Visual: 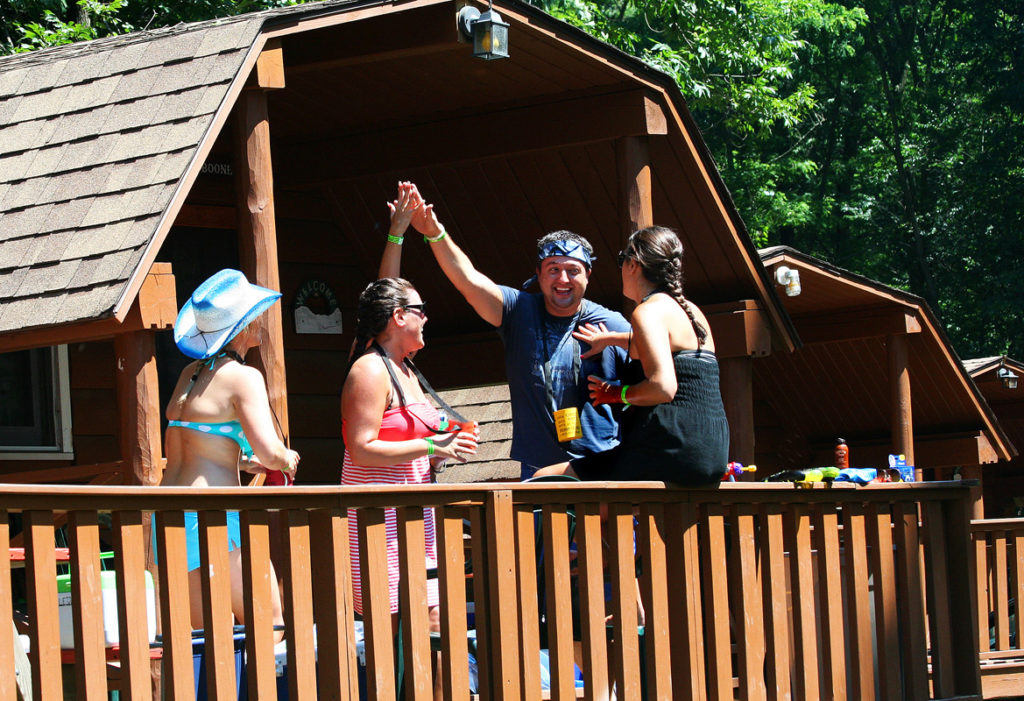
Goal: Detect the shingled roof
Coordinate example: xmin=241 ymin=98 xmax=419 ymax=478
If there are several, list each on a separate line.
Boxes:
xmin=0 ymin=14 xmax=270 ymax=333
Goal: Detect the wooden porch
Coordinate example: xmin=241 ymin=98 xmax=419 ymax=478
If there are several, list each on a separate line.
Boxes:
xmin=1 ymin=480 xmax=1007 ymax=700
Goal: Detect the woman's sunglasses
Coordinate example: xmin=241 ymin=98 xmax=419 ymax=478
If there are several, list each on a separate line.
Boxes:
xmin=403 ymin=302 xmax=427 ymax=316
xmin=616 ymin=251 xmax=630 ymax=268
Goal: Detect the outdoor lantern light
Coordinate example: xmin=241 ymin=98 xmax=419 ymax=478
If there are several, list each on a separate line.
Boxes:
xmin=998 ymin=366 xmax=1019 ymax=390
xmin=458 ymin=2 xmax=510 ymax=60
xmin=774 ymin=265 xmax=802 ymax=297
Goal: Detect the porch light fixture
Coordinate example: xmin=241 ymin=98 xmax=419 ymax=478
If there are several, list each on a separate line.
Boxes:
xmin=458 ymin=1 xmax=510 ymax=60
xmin=774 ymin=265 xmax=802 ymax=297
xmin=998 ymin=366 xmax=1019 ymax=390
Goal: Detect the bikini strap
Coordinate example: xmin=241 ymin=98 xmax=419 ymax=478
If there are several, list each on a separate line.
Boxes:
xmin=372 ymin=341 xmax=408 ymax=408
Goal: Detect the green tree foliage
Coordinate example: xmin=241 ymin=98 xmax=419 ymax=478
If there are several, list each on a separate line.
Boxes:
xmin=540 ymin=0 xmax=1023 ymax=358
xmin=0 ymin=0 xmax=307 ymax=54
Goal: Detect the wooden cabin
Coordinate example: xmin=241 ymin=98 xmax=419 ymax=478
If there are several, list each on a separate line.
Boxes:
xmin=756 ymin=248 xmax=1014 ymax=509
xmin=0 ymin=0 xmax=795 ymax=486
xmin=965 ymin=356 xmax=1024 ymax=518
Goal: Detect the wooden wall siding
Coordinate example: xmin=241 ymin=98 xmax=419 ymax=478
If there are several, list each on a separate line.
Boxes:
xmin=0 ymin=481 xmax=990 ymax=700
xmin=68 ymin=342 xmax=121 ymax=470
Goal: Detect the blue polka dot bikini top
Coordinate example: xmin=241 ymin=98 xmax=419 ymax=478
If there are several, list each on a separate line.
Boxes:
xmin=167 ymin=419 xmax=254 ymax=458
xmin=167 ymin=350 xmax=254 ymax=458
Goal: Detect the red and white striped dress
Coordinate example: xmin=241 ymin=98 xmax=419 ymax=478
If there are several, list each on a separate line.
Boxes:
xmin=342 ymin=402 xmax=440 ymax=615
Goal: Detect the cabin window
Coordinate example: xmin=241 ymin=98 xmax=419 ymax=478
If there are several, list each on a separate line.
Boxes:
xmin=0 ymin=346 xmax=73 ymax=459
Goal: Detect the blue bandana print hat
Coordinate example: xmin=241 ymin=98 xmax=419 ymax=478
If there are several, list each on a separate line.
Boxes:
xmin=174 ymin=269 xmax=282 ymax=359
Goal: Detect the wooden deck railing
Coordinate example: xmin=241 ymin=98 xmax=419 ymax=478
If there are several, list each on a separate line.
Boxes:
xmin=0 ymin=481 xmax=985 ymax=700
xmin=972 ymin=516 xmax=1024 ymax=699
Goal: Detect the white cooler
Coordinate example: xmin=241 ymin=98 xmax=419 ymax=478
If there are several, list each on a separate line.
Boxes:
xmin=56 ymin=570 xmax=157 ymax=648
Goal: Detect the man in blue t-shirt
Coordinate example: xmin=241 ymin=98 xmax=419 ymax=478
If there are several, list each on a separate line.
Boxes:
xmin=415 ymin=206 xmax=629 ymax=479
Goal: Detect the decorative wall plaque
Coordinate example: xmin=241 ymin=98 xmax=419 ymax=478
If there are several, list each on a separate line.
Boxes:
xmin=293 ymin=279 xmax=343 ymax=334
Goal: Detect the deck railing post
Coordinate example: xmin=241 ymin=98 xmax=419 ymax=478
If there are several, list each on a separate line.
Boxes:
xmin=25 ymin=510 xmax=63 ymax=700
xmin=309 ymin=508 xmax=361 ymax=701
xmin=942 ymin=493 xmax=983 ymax=696
xmin=665 ymin=501 xmax=704 ymax=701
xmin=239 ymin=509 xmax=278 ymax=699
xmin=67 ymin=510 xmax=107 ymax=699
xmin=436 ymin=506 xmax=471 ymax=699
xmin=485 ymin=490 xmax=521 ymax=700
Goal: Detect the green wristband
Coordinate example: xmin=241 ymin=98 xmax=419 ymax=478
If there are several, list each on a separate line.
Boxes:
xmin=387 ymin=234 xmax=404 ymax=245
xmin=425 ymin=437 xmax=435 ymax=456
xmin=423 ymin=228 xmax=447 ymax=243
xmin=620 ymin=384 xmax=631 ymax=407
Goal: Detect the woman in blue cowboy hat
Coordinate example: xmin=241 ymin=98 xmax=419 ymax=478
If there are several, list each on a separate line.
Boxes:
xmin=163 ymin=268 xmax=300 ymax=636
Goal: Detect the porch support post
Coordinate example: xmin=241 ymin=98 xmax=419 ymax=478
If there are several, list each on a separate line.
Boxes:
xmin=235 ymin=40 xmax=289 ymax=440
xmin=719 ymin=356 xmax=754 ymax=468
xmin=888 ymin=333 xmax=916 ymax=478
xmin=959 ymin=465 xmax=985 ymax=518
xmin=115 ymin=331 xmax=162 ymax=486
xmin=617 ymin=135 xmax=653 ymax=236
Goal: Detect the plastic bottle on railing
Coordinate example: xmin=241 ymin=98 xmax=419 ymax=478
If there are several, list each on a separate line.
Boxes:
xmin=835 ymin=438 xmax=849 ymax=469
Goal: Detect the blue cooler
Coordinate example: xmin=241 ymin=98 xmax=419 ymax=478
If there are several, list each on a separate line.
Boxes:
xmin=191 ymin=632 xmax=247 ymax=700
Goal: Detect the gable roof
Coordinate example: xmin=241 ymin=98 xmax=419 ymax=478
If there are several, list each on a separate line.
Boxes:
xmin=0 ymin=0 xmax=794 ymax=350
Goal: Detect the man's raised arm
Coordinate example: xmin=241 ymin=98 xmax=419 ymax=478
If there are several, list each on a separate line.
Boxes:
xmin=413 ymin=201 xmax=504 ymax=327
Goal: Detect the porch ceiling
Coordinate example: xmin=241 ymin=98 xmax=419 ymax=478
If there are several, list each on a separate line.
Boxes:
xmin=228 ymin=0 xmax=786 ymax=339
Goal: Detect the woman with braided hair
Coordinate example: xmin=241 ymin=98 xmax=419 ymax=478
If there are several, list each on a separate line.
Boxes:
xmin=535 ymin=226 xmax=729 ymax=485
xmin=341 ymin=183 xmax=478 ymax=629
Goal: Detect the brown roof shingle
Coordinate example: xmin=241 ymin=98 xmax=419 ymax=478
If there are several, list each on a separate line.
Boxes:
xmin=0 ymin=15 xmax=263 ymax=334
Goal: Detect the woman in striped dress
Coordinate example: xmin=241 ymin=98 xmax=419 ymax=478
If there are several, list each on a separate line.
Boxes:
xmin=341 ymin=188 xmax=478 ymax=626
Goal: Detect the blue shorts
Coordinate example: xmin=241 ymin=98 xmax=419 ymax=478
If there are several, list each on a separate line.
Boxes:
xmin=152 ymin=511 xmax=242 ymax=572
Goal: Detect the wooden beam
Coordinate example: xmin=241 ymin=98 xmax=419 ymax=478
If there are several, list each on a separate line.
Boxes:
xmin=811 ymin=432 xmax=998 ymax=469
xmin=174 ymin=203 xmax=237 ymax=230
xmin=115 ymin=330 xmax=163 ymax=487
xmin=281 ymin=2 xmax=460 ymax=74
xmin=792 ymin=306 xmax=922 ymax=345
xmin=246 ymin=39 xmax=285 ymax=90
xmin=703 ymin=300 xmax=771 ymax=359
xmin=719 ymin=356 xmax=753 ymax=465
xmin=136 ymin=262 xmax=176 ymax=329
xmin=276 ymin=88 xmax=668 ymax=186
xmin=889 ymin=333 xmax=916 ymax=475
xmin=0 ymin=266 xmax=177 ymax=353
xmin=617 ymin=135 xmax=653 ymax=235
xmin=235 ymin=88 xmax=290 ymax=442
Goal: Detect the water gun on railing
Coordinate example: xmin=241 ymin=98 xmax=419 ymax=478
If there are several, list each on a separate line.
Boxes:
xmin=764 ymin=466 xmax=841 ymax=486
xmin=722 ymin=461 xmax=757 ymax=481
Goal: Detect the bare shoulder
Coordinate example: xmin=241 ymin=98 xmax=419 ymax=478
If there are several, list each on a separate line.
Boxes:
xmin=216 ymin=360 xmax=266 ymax=395
xmin=343 ymin=353 xmax=388 ymax=394
xmin=632 ymin=295 xmax=674 ymax=325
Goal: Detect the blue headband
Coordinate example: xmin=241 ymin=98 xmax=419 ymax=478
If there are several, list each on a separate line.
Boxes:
xmin=537 ymin=240 xmax=594 ymax=267
xmin=522 ymin=240 xmax=595 ymax=288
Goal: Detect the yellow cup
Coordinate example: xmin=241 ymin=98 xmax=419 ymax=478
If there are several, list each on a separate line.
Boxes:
xmin=553 ymin=407 xmax=583 ymax=442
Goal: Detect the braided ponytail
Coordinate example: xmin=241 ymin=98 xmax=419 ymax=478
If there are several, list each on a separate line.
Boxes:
xmin=626 ymin=226 xmax=708 ymax=347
